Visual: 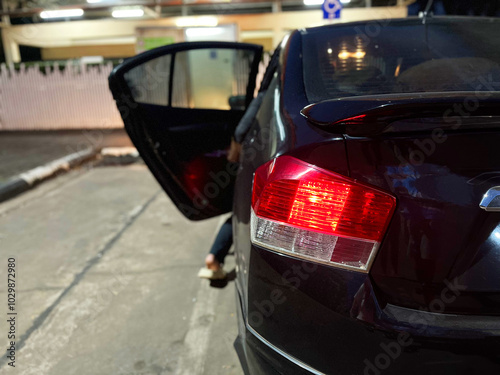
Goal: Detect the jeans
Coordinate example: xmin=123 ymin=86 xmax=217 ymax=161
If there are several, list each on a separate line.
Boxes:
xmin=209 ymin=216 xmax=233 ymax=264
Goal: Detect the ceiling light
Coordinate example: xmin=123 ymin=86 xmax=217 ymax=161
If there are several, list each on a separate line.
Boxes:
xmin=303 ymin=0 xmax=324 ymax=5
xmin=86 ymin=0 xmax=102 ymax=3
xmin=40 ymin=9 xmax=84 ymax=19
xmin=340 ymin=0 xmax=351 ymax=3
xmin=176 ymin=16 xmax=218 ymax=28
xmin=112 ymin=7 xmax=145 ymax=18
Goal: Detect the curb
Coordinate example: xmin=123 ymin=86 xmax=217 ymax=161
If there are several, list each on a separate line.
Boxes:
xmin=0 ymin=148 xmax=98 ymax=203
xmin=98 ymin=147 xmax=140 ymax=166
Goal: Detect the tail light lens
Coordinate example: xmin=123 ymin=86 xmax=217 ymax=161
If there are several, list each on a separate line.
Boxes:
xmin=251 ymin=156 xmax=396 ymax=272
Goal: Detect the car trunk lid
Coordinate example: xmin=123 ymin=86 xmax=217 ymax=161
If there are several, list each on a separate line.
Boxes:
xmin=303 ymin=94 xmax=500 ymax=315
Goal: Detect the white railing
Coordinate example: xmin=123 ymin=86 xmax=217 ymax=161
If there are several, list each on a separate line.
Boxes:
xmin=0 ymin=62 xmax=123 ymax=131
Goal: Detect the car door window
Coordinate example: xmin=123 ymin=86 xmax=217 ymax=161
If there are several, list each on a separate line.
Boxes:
xmin=123 ymin=48 xmax=255 ymax=111
xmin=124 ymin=55 xmax=171 ymax=106
xmin=172 ymin=49 xmax=254 ymax=110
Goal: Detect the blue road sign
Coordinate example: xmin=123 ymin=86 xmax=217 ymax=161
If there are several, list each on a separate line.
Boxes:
xmin=323 ymin=0 xmax=342 ymax=20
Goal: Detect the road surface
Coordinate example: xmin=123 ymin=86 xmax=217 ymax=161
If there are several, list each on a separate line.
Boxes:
xmin=0 ymin=164 xmax=242 ymax=375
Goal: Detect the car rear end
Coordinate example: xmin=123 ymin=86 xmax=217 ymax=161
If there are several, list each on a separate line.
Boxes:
xmin=235 ymin=17 xmax=500 ymax=374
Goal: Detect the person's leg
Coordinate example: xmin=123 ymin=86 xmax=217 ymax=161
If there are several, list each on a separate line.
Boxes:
xmin=205 ymin=216 xmax=233 ymax=270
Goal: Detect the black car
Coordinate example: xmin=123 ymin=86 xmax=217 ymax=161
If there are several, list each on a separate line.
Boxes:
xmin=109 ymin=16 xmax=500 ymax=374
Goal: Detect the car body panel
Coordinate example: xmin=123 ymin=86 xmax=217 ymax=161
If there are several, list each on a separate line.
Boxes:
xmin=347 ymin=131 xmax=500 ymax=315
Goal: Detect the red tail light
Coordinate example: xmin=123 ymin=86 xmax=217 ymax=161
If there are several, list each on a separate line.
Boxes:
xmin=251 ymin=156 xmax=396 ymax=272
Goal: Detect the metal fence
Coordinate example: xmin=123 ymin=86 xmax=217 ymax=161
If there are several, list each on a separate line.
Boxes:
xmin=0 ymin=62 xmax=123 ymax=131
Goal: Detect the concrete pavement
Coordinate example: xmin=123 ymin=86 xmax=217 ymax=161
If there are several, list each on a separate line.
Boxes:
xmin=0 ymin=129 xmax=132 ymax=183
xmin=0 ymin=165 xmax=242 ymax=375
xmin=0 ymin=129 xmax=135 ymax=203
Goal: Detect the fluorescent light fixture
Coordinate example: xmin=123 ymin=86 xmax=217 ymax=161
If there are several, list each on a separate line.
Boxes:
xmin=304 ymin=0 xmax=350 ymax=5
xmin=176 ymin=16 xmax=218 ymax=28
xmin=303 ymin=0 xmax=324 ymax=5
xmin=40 ymin=9 xmax=84 ymax=19
xmin=185 ymin=27 xmax=225 ymax=38
xmin=86 ymin=0 xmax=102 ymax=3
xmin=112 ymin=7 xmax=145 ymax=18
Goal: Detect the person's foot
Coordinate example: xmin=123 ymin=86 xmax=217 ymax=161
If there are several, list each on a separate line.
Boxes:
xmin=205 ymin=254 xmax=222 ymax=271
xmin=199 ymin=254 xmax=227 ymax=280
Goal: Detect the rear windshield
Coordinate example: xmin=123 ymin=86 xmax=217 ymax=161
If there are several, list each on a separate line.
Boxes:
xmin=302 ymin=19 xmax=500 ymax=103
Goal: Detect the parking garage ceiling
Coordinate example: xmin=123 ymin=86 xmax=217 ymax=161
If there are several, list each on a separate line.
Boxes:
xmin=2 ymin=0 xmax=394 ymax=19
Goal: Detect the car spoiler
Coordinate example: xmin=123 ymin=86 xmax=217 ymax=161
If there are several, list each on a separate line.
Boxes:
xmin=300 ymin=92 xmax=500 ymax=137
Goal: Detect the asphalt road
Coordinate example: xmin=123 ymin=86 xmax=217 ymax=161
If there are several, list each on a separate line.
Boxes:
xmin=0 ymin=164 xmax=243 ymax=375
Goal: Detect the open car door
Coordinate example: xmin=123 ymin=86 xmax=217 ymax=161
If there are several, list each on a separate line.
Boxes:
xmin=109 ymin=42 xmax=263 ymax=220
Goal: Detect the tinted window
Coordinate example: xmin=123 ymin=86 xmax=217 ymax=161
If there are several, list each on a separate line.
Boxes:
xmin=302 ymin=19 xmax=500 ymax=103
xmin=172 ymin=49 xmax=253 ymax=110
xmin=124 ymin=48 xmax=255 ymax=110
xmin=125 ymin=55 xmax=171 ymax=106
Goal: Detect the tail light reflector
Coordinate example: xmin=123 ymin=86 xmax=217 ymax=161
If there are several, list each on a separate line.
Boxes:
xmin=251 ymin=156 xmax=396 ymax=272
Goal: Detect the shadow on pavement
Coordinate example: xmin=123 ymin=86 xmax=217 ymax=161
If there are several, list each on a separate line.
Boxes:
xmin=209 ymin=269 xmax=236 ymax=289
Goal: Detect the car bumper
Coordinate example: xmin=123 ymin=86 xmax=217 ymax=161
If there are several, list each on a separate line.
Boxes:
xmin=234 ymin=288 xmax=318 ymax=375
xmin=235 ymin=247 xmax=500 ymax=375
